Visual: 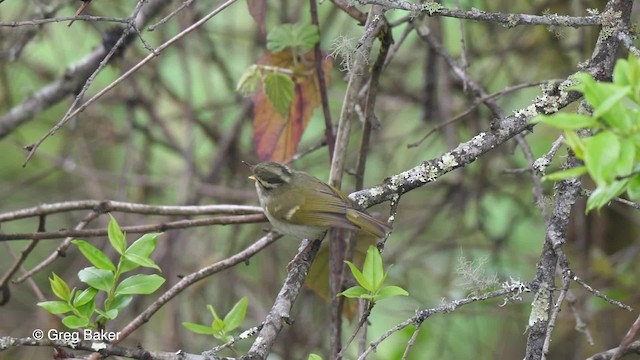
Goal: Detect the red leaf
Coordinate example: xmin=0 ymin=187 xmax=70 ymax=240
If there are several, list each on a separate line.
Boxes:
xmin=252 ymin=50 xmax=331 ymax=162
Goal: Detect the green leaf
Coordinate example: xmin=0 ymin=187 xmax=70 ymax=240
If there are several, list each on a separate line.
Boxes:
xmin=62 ymin=315 xmax=89 ymax=329
xmin=338 ymin=286 xmax=368 ymax=298
xmin=72 ymin=240 xmax=116 ymax=271
xmin=73 ymin=287 xmax=98 ymax=307
xmin=542 ymin=166 xmax=587 ymax=181
xmin=121 ymin=232 xmax=161 ymax=272
xmin=95 ymin=308 xmax=118 ymax=320
xmin=107 ymin=214 xmax=126 ymax=255
xmin=613 ymin=58 xmax=631 ymax=86
xmin=123 ymin=253 xmax=160 ymax=271
xmin=308 ymin=354 xmax=323 ymax=360
xmin=583 ymin=131 xmax=620 ymax=186
xmin=627 ymin=175 xmax=640 ymax=202
xmin=182 ymin=322 xmax=217 ymax=335
xmin=49 ymin=273 xmax=71 ymax=302
xmin=212 ymin=318 xmax=225 ymax=334
xmin=115 ymin=274 xmax=165 ymax=295
xmin=533 ymin=113 xmax=598 ymax=130
xmin=110 ymin=294 xmax=133 ymax=310
xmin=564 ymin=131 xmax=586 ymax=159
xmin=614 ymin=138 xmax=635 ymax=178
xmin=264 ymin=72 xmax=294 ymax=116
xmin=267 ymin=23 xmax=319 ymax=52
xmin=586 ymin=180 xmax=628 ymax=212
xmin=593 ymin=86 xmax=632 ymax=131
xmin=208 ymin=304 xmax=222 ymax=323
xmin=344 ymin=260 xmax=371 ymax=290
xmin=78 ymin=267 xmax=114 ymax=292
xmin=375 ymin=285 xmax=409 ymax=301
xmin=38 ymin=300 xmax=73 ymax=314
xmin=223 ymin=296 xmax=248 ymax=332
xmin=76 ymin=298 xmax=96 ymax=319
xmin=237 ymin=65 xmax=261 ymax=96
xmin=363 ymin=246 xmax=384 ymax=291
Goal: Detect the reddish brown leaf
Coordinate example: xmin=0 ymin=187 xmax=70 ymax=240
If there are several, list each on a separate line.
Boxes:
xmin=246 ymin=0 xmax=267 ymax=35
xmin=252 ymin=50 xmax=332 ymax=162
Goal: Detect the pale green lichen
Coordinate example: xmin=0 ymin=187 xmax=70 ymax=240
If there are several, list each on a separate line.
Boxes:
xmin=439 ymin=153 xmax=458 ymax=171
xmin=600 ymin=8 xmax=622 ymax=39
xmin=527 ymin=283 xmax=550 ymax=330
xmin=422 ymin=1 xmax=444 ymax=16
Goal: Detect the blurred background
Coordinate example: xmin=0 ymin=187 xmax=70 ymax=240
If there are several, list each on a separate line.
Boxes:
xmin=1 ymin=0 xmax=639 ymax=359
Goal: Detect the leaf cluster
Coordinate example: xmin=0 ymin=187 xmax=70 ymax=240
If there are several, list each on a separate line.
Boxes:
xmin=182 ymin=297 xmax=248 ymax=343
xmin=534 ymin=55 xmax=640 ymax=211
xmin=339 ymin=246 xmax=408 ymax=303
xmin=38 ymin=215 xmax=165 ymax=329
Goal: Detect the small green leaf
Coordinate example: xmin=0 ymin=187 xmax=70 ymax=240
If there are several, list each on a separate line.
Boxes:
xmin=107 ymin=214 xmax=126 ymax=255
xmin=123 ymin=252 xmax=160 ymax=271
xmin=308 ymin=354 xmax=323 ymax=360
xmin=95 ymin=308 xmax=118 ymax=320
xmin=593 ymin=86 xmax=632 ymax=131
xmin=121 ymin=232 xmax=161 ymax=272
xmin=72 ymin=240 xmax=116 ymax=271
xmin=183 ymin=322 xmax=217 ymax=335
xmin=375 ymin=285 xmax=409 ymax=301
xmin=73 ymin=287 xmax=98 ymax=307
xmin=542 ymin=166 xmax=587 ymax=181
xmin=613 ymin=58 xmax=631 ymax=86
xmin=212 ymin=318 xmax=225 ymax=333
xmin=583 ymin=131 xmax=620 ymax=186
xmin=237 ymin=65 xmax=261 ymax=96
xmin=533 ymin=113 xmax=598 ymax=130
xmin=49 ymin=273 xmax=71 ymax=302
xmin=338 ymin=286 xmax=368 ymax=298
xmin=223 ymin=296 xmax=248 ymax=332
xmin=78 ymin=267 xmax=114 ymax=292
xmin=564 ymin=131 xmax=586 ymax=159
xmin=586 ymin=180 xmax=627 ymax=212
xmin=266 ymin=23 xmax=319 ymax=52
xmin=110 ymin=294 xmax=133 ymax=310
xmin=264 ymin=72 xmax=294 ymax=116
xmin=38 ymin=300 xmax=73 ymax=314
xmin=344 ymin=261 xmax=371 ymax=290
xmin=363 ymin=246 xmax=384 ymax=291
xmin=62 ymin=315 xmax=89 ymax=329
xmin=76 ymin=298 xmax=96 ymax=319
xmin=115 ymin=274 xmax=165 ymax=295
xmin=208 ymin=304 xmax=222 ymax=323
xmin=627 ymin=175 xmax=640 ymax=201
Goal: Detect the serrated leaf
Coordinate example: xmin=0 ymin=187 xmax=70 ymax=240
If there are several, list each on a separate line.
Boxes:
xmin=62 ymin=315 xmax=89 ymax=329
xmin=264 ymin=72 xmax=294 ymax=115
xmin=583 ymin=132 xmax=620 ymax=186
xmin=72 ymin=240 xmax=116 ymax=271
xmin=252 ymin=50 xmax=331 ymax=161
xmin=542 ymin=166 xmax=587 ymax=181
xmin=344 ymin=260 xmax=370 ymax=290
xmin=183 ymin=322 xmax=217 ymax=335
xmin=223 ymin=296 xmax=248 ymax=332
xmin=78 ymin=267 xmax=114 ymax=292
xmin=49 ymin=273 xmax=71 ymax=302
xmin=267 ymin=24 xmax=319 ymax=53
xmin=38 ymin=300 xmax=73 ymax=314
xmin=115 ymin=274 xmax=165 ymax=295
xmin=107 ymin=214 xmax=126 ymax=255
xmin=73 ymin=287 xmax=98 ymax=307
xmin=362 ymin=246 xmax=384 ymax=291
xmin=375 ymin=285 xmax=409 ymax=301
xmin=533 ymin=113 xmax=598 ymax=130
xmin=338 ymin=286 xmax=369 ymax=299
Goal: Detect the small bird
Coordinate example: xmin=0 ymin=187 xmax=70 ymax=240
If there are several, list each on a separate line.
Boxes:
xmin=247 ymin=161 xmax=391 ymax=240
